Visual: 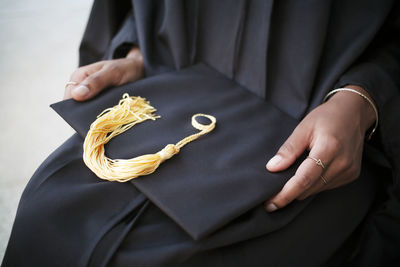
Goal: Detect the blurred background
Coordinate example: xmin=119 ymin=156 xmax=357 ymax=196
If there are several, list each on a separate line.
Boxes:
xmin=0 ymin=0 xmax=93 ymax=261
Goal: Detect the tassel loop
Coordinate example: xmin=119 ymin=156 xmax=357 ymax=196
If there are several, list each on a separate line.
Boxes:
xmin=176 ymin=114 xmax=216 ymax=149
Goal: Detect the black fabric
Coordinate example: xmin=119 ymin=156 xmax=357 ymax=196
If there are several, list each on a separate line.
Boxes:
xmin=77 ymin=2 xmax=400 ymax=263
xmin=79 ymin=0 xmax=133 ymax=65
xmin=3 ymin=65 xmax=379 ymax=266
xmin=3 ymin=0 xmax=400 ymax=266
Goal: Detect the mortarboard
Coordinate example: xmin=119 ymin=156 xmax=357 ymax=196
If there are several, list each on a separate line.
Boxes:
xmin=51 ymin=63 xmax=311 ymax=240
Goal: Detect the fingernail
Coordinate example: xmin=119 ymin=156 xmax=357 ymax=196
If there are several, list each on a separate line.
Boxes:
xmin=73 ymin=85 xmax=89 ymax=97
xmin=265 ymin=203 xmax=278 ymax=212
xmin=266 ymin=155 xmax=282 ymax=169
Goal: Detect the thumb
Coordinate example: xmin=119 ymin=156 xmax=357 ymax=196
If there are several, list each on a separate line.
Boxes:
xmin=266 ymin=123 xmax=310 ymax=172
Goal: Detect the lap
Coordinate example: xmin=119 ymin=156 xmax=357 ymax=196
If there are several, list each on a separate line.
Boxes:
xmin=3 ymin=134 xmax=378 ymax=267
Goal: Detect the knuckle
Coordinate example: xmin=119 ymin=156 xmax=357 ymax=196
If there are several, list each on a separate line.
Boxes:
xmin=295 ymin=174 xmax=313 ymax=189
xmin=104 ymin=63 xmax=123 ymax=83
xmin=69 ymin=68 xmax=82 ymax=79
xmin=345 ymin=158 xmax=355 ymax=170
xmin=348 ymin=164 xmax=361 ymax=179
xmin=336 ymin=157 xmax=352 ymax=171
xmin=113 ymin=68 xmax=123 ymax=83
xmin=87 ymin=75 xmax=102 ymax=90
xmin=90 ymin=74 xmax=101 ymax=84
xmin=103 ymin=62 xmax=118 ymax=71
xmin=297 ymin=193 xmax=309 ymax=201
xmin=279 ymin=141 xmax=296 ymax=158
xmin=325 ymin=136 xmax=341 ymax=155
xmin=277 ymin=194 xmax=292 ymax=206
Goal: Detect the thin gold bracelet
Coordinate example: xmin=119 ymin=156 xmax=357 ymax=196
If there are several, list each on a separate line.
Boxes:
xmin=323 ymin=88 xmax=378 ymax=140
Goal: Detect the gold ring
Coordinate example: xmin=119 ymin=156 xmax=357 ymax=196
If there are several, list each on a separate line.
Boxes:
xmin=307 ymin=156 xmax=325 ymax=169
xmin=320 ymin=175 xmax=328 ymax=185
xmin=65 ymin=81 xmax=78 ymax=88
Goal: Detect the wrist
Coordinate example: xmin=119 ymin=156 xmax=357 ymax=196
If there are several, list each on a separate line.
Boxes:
xmin=126 ymin=46 xmax=142 ymax=60
xmin=126 ymin=46 xmax=144 ymax=78
xmin=327 ymin=85 xmax=377 ymax=137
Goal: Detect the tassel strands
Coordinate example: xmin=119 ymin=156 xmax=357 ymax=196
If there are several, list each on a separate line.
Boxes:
xmin=83 ymin=93 xmax=216 ymax=182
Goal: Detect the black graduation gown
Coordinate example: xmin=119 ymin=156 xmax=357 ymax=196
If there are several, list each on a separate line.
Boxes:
xmin=3 ymin=0 xmax=400 ymax=266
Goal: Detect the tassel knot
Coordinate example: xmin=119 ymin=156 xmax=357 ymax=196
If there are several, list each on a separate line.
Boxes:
xmin=157 ymin=144 xmax=180 ymax=162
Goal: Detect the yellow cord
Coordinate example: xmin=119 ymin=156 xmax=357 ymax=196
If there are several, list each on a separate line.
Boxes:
xmin=83 ymin=93 xmax=216 ymax=182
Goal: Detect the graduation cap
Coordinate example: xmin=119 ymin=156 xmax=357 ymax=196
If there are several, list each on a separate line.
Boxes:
xmin=51 ymin=63 xmax=311 ymax=240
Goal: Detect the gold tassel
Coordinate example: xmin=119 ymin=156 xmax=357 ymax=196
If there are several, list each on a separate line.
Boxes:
xmin=83 ymin=93 xmax=216 ymax=182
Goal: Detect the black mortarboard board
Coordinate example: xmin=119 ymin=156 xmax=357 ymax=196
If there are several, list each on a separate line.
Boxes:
xmin=51 ymin=64 xmax=310 ymax=240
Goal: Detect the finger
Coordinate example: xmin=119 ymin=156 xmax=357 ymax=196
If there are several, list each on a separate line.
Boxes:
xmin=297 ymin=156 xmax=336 ymax=200
xmin=293 ymin=135 xmax=341 ymax=199
xmin=72 ymin=66 xmax=120 ymax=101
xmin=264 ymin=156 xmax=324 ymax=212
xmin=266 ymin=123 xmax=310 ymax=172
xmin=64 ymin=62 xmax=103 ymax=100
xmin=265 ymin=136 xmax=336 ymax=212
xmin=296 ymin=143 xmax=359 ymax=200
xmin=297 ymin=171 xmax=352 ymax=200
xmin=297 ymin=174 xmax=329 ymax=200
xmin=298 ymin=157 xmax=361 ymax=200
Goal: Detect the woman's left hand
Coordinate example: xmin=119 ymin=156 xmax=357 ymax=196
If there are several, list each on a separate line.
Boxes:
xmin=64 ymin=47 xmax=144 ymax=101
xmin=264 ymin=85 xmax=376 ymax=212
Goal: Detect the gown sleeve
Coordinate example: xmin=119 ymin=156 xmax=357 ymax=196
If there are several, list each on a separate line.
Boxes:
xmin=102 ymin=10 xmax=138 ymax=60
xmin=335 ymin=1 xmax=400 ymax=144
xmin=333 ymin=3 xmax=400 ymax=264
xmin=78 ymin=0 xmax=135 ymax=66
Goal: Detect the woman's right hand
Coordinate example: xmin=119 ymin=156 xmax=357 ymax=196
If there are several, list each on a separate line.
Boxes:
xmin=64 ymin=47 xmax=144 ymax=101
